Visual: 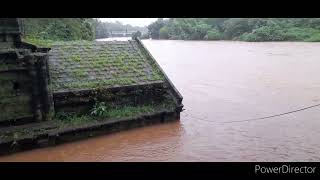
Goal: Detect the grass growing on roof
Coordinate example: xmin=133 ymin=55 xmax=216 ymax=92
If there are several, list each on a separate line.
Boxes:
xmin=22 ymin=37 xmax=54 ymax=48
xmin=72 ymin=69 xmax=88 ymax=78
xmin=70 ymin=54 xmax=82 ymax=62
xmin=49 ymin=41 xmax=166 ymax=91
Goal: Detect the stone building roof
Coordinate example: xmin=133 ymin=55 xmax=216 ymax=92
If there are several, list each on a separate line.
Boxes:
xmin=48 ymin=40 xmax=165 ymax=93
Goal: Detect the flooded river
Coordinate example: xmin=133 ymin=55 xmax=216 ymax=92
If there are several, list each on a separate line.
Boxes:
xmin=1 ymin=40 xmax=320 ymax=161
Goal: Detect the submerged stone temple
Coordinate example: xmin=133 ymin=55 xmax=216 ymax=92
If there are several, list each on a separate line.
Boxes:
xmin=0 ymin=18 xmax=183 ymax=154
xmin=0 ymin=18 xmax=53 ymax=124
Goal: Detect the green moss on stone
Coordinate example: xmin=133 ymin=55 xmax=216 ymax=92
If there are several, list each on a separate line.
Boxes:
xmin=72 ymin=69 xmax=88 ymax=78
xmin=70 ymin=54 xmax=82 ymax=62
xmin=22 ymin=37 xmax=54 ymax=48
xmin=49 ymin=41 xmax=166 ymax=92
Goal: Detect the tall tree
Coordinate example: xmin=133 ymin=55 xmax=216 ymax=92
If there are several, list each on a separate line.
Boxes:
xmin=147 ymin=18 xmax=166 ymax=39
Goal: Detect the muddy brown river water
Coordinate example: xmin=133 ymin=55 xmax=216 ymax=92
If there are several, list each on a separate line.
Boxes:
xmin=1 ymin=40 xmax=320 ymax=161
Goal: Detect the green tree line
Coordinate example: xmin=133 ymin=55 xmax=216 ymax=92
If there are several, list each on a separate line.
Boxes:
xmin=21 ymin=18 xmax=147 ymax=43
xmin=147 ymin=18 xmax=320 ymax=42
xmin=22 ymin=18 xmax=96 ymax=41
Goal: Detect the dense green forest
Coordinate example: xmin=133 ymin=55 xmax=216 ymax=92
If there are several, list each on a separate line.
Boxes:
xmin=21 ymin=18 xmax=320 ymax=43
xmin=21 ymin=18 xmax=147 ymax=45
xmin=21 ymin=18 xmax=96 ymax=47
xmin=147 ymin=18 xmax=320 ymax=41
xmin=23 ymin=18 xmax=96 ymax=41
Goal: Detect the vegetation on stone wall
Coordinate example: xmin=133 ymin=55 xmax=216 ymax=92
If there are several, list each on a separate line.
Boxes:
xmin=147 ymin=18 xmax=320 ymax=42
xmin=55 ymin=99 xmax=176 ymax=128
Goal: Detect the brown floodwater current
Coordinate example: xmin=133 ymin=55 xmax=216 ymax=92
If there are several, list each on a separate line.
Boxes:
xmin=1 ymin=40 xmax=320 ymax=161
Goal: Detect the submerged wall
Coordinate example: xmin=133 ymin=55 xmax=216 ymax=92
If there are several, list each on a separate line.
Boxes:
xmin=53 ymin=82 xmax=171 ymax=113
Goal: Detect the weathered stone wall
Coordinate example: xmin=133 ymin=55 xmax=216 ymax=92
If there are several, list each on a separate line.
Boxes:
xmin=53 ymin=82 xmax=170 ymax=114
xmin=0 ymin=51 xmax=32 ymax=122
xmin=135 ymin=38 xmax=183 ymax=106
xmin=0 ymin=18 xmax=22 ymax=49
xmin=0 ymin=49 xmax=53 ymax=124
xmin=0 ymin=71 xmax=33 ymax=122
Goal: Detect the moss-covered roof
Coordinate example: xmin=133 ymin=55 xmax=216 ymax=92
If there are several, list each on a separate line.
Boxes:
xmin=48 ymin=40 xmax=165 ymax=92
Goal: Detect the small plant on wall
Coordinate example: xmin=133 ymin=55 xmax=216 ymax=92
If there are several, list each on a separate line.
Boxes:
xmin=90 ymin=101 xmax=108 ymax=117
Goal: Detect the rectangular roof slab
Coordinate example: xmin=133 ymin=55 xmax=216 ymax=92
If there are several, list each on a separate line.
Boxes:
xmin=48 ymin=40 xmax=166 ymax=93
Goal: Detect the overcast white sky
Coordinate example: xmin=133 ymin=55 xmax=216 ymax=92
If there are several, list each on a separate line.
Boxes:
xmin=99 ymin=18 xmax=161 ymax=27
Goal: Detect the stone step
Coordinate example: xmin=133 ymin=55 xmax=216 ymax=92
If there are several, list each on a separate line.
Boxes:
xmin=0 ymin=120 xmax=58 ymax=141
